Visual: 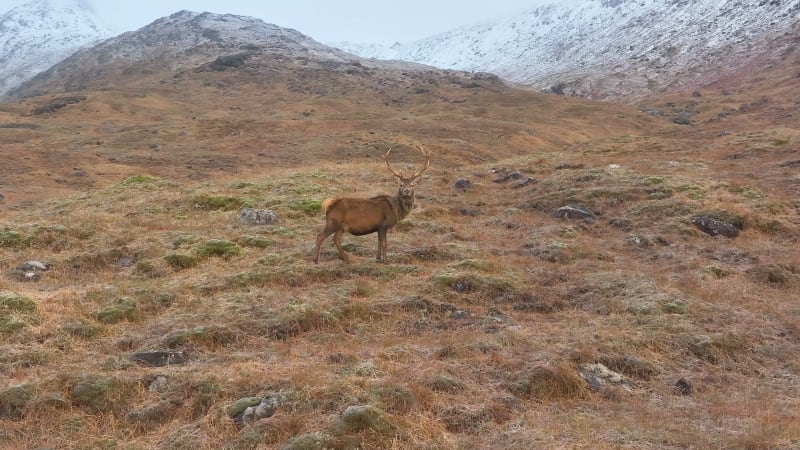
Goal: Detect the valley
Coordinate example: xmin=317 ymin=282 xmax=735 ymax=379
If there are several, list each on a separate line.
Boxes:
xmin=1 ymin=4 xmax=799 ymax=450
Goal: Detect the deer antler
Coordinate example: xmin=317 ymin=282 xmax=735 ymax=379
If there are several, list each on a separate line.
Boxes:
xmin=383 ymin=147 xmax=405 ymax=179
xmin=409 ymin=145 xmax=430 ymax=180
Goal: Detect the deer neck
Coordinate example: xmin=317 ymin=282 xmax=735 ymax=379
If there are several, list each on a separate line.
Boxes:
xmin=394 ymin=192 xmax=414 ymax=221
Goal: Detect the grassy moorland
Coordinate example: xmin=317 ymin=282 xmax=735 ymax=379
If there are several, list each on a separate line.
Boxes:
xmin=0 ymin=58 xmax=799 ymax=449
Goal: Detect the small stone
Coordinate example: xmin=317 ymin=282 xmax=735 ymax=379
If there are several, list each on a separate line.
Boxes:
xmin=253 ymin=394 xmax=280 ymax=420
xmin=241 ymin=406 xmax=256 ymax=424
xmin=454 ymin=178 xmax=472 ymax=190
xmin=148 ymin=376 xmax=169 ymax=393
xmin=129 ymin=351 xmax=187 ymax=367
xmin=118 ymin=258 xmax=135 ymax=268
xmin=512 ymin=177 xmax=536 ymax=188
xmin=674 ymin=378 xmax=693 ymax=396
xmin=553 ymin=205 xmax=595 ymax=220
xmin=451 ymin=310 xmax=471 ymax=320
xmin=16 ymin=261 xmax=50 ymax=271
xmin=15 ymin=271 xmax=41 ymax=282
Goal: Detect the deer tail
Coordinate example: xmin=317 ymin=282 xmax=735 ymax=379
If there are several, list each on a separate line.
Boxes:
xmin=321 ymin=198 xmax=337 ymax=214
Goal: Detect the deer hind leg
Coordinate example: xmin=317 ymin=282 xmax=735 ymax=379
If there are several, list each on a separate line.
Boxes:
xmin=332 ymin=229 xmax=350 ymax=263
xmin=377 ymin=228 xmax=388 ymax=263
xmin=313 ymin=225 xmax=336 ymax=264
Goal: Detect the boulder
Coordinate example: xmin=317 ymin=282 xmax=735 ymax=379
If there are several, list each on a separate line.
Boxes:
xmin=239 ymin=208 xmax=278 ymax=225
xmin=692 ymin=215 xmax=739 ymax=238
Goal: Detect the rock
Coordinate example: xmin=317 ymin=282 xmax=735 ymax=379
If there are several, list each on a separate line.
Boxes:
xmin=459 ymin=208 xmax=480 ymax=216
xmin=229 ymin=394 xmax=282 ymax=426
xmin=129 ymin=351 xmax=187 ymax=367
xmin=238 ymin=208 xmax=278 ymax=225
xmin=674 ymin=378 xmax=693 ymax=396
xmin=692 ymin=215 xmax=740 ymax=238
xmin=148 ymin=376 xmax=170 ymax=393
xmin=493 ymin=170 xmax=524 ymax=183
xmin=13 ymin=271 xmax=41 ymax=282
xmin=117 ymin=258 xmax=135 ymax=268
xmin=0 ymin=193 xmax=5 ymax=202
xmin=453 ymin=178 xmax=472 ymax=190
xmin=579 ymin=363 xmax=634 ymax=391
xmin=228 ymin=397 xmax=262 ymax=419
xmin=253 ymin=394 xmax=280 ymax=420
xmin=512 ymin=177 xmax=536 ymax=188
xmin=553 ymin=205 xmax=596 ymax=220
xmin=555 ymin=163 xmax=584 ymax=170
xmin=661 ymin=301 xmax=689 ymax=314
xmin=779 ymin=160 xmax=800 ymax=168
xmin=33 ymin=95 xmax=87 ymax=115
xmin=16 ymin=261 xmax=50 ymax=272
xmin=451 ymin=309 xmax=471 ymax=320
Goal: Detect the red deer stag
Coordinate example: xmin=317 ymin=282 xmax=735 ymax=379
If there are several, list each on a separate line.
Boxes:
xmin=313 ymin=145 xmax=430 ymax=264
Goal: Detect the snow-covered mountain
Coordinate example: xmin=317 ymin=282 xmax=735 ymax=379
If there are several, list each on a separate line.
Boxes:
xmin=6 ymin=10 xmax=436 ymax=100
xmin=0 ymin=0 xmax=113 ymax=98
xmin=333 ymin=0 xmax=800 ymax=99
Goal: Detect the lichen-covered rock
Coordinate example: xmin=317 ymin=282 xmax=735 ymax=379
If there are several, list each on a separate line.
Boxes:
xmin=227 ymin=397 xmax=262 ymax=419
xmin=239 ymin=208 xmax=278 ymax=225
xmin=692 ymin=215 xmax=740 ymax=238
xmin=229 ymin=394 xmax=282 ymax=426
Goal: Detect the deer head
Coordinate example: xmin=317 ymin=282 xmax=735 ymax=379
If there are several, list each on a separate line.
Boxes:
xmin=383 ymin=145 xmax=430 ymax=199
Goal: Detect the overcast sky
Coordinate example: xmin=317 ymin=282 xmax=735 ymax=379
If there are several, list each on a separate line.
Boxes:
xmin=5 ymin=0 xmax=553 ymax=45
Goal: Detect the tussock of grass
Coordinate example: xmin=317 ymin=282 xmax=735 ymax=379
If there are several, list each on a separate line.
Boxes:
xmin=508 ymin=363 xmax=589 ymax=401
xmin=193 ymin=193 xmax=250 ymax=211
xmin=287 ymin=198 xmax=323 ymax=215
xmin=0 ymin=229 xmax=32 ymax=249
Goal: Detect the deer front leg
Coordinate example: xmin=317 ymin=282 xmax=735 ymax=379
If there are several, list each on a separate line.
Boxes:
xmin=332 ymin=229 xmax=350 ymax=263
xmin=377 ymin=228 xmax=388 ymax=263
xmin=314 ymin=224 xmax=336 ymax=264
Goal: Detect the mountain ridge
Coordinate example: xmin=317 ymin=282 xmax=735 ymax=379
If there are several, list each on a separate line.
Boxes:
xmin=5 ymin=9 xmax=440 ymax=100
xmin=332 ymin=0 xmax=800 ymax=99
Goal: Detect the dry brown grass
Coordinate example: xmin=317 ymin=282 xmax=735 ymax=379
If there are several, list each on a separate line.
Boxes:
xmin=1 ymin=56 xmax=800 ymax=449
